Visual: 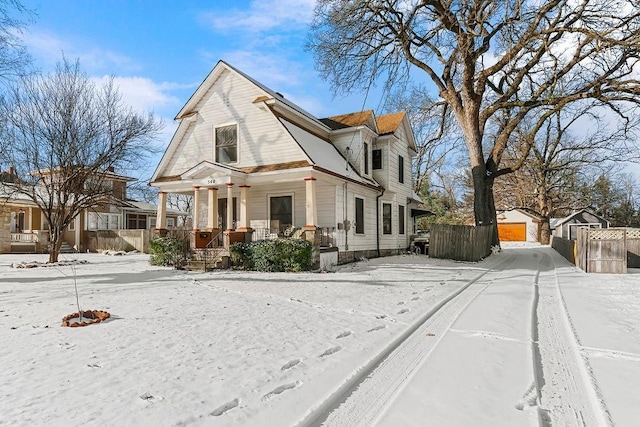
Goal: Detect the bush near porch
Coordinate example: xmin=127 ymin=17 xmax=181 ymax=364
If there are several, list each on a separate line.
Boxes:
xmin=230 ymin=239 xmax=313 ymax=272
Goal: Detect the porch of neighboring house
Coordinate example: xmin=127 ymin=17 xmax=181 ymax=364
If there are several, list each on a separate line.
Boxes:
xmin=152 ymin=178 xmax=338 ymax=270
xmin=6 ymin=207 xmax=52 ymax=254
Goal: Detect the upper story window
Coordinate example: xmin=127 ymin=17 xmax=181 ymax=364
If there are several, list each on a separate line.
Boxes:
xmin=398 ymin=155 xmax=404 ymax=183
xmin=373 ymin=149 xmax=382 ymax=170
xmin=363 ymin=142 xmax=369 ymax=175
xmin=215 ymin=124 xmax=238 ymax=163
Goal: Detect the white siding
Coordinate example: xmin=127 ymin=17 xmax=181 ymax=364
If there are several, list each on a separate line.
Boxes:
xmin=162 ymin=69 xmax=307 ymax=177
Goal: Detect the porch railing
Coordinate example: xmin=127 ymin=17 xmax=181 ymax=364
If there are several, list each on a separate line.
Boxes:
xmin=250 ymin=227 xmax=337 ymax=247
xmin=10 ymin=230 xmax=49 ymax=243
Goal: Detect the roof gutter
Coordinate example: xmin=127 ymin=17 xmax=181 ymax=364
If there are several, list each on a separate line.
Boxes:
xmin=376 ymin=187 xmax=386 ymax=258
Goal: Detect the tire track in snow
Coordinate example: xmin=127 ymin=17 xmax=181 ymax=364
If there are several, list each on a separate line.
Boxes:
xmin=297 ymin=254 xmax=517 ymax=427
xmin=535 ymin=251 xmax=612 ymax=426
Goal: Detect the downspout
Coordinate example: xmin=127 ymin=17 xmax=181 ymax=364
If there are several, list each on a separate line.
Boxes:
xmin=376 ymin=187 xmax=385 ymax=258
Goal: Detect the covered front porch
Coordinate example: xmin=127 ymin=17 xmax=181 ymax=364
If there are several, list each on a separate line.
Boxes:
xmin=152 ymin=161 xmax=336 ymax=254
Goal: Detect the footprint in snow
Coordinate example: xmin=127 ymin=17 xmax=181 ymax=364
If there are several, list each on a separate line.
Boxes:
xmin=375 ymin=314 xmax=387 ymax=319
xmin=336 ymin=331 xmax=352 ymax=339
xmin=411 ymin=296 xmax=421 ymax=301
xmin=261 ymin=382 xmax=301 ymax=401
xmin=397 ymin=309 xmax=410 ymax=315
xmin=210 ymin=398 xmax=240 ymax=416
xmin=281 ymin=359 xmax=301 ymax=371
xmin=320 ymin=346 xmax=342 ymax=357
xmin=397 ymin=301 xmax=405 ymax=305
xmin=368 ymin=325 xmax=387 ymax=333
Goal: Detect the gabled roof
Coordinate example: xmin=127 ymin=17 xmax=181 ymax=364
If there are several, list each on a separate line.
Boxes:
xmin=552 ymin=209 xmax=610 ymax=228
xmin=176 ymin=60 xmax=328 ymax=131
xmin=497 ymin=208 xmax=544 ymax=222
xmin=320 ymin=110 xmax=378 ymax=132
xmin=377 ymin=111 xmax=406 ymax=135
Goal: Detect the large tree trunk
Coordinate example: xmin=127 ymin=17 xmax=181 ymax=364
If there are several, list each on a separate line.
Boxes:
xmin=471 ymin=166 xmax=500 ymax=247
xmin=539 ymin=218 xmax=551 ymax=245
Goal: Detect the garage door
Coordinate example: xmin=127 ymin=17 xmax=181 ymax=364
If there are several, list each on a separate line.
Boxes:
xmin=498 ymin=223 xmax=526 ymax=241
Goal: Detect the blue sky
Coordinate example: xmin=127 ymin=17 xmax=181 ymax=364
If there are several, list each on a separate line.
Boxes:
xmin=21 ymin=0 xmax=384 ymax=178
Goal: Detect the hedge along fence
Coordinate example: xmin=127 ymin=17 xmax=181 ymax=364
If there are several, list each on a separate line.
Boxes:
xmin=429 ymin=224 xmax=495 ymax=261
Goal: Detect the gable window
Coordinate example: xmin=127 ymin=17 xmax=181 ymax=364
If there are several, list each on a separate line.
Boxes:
xmin=270 ymin=195 xmax=293 ymax=231
xmin=355 ymin=197 xmax=364 ymax=234
xmin=215 ymin=124 xmax=238 ymax=163
xmin=373 ymin=149 xmax=382 ymax=170
xmin=398 ymin=155 xmax=404 ymax=183
xmin=364 ymin=142 xmax=369 ymax=175
xmin=398 ymin=205 xmax=405 ymax=235
xmin=383 ymin=203 xmax=392 ymax=234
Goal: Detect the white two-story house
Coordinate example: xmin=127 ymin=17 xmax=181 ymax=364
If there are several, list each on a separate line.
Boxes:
xmin=150 ymin=61 xmax=421 ymax=263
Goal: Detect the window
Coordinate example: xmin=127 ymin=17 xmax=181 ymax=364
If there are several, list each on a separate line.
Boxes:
xmin=167 ymin=218 xmax=175 ymax=227
xmin=68 ymin=219 xmax=75 ymax=231
xmin=127 ymin=214 xmax=147 ymax=230
xmin=355 ymin=197 xmax=364 ymax=234
xmin=373 ymin=149 xmax=382 ymax=170
xmin=149 ymin=217 xmax=157 ymax=229
xmin=398 ymin=155 xmax=404 ymax=183
xmin=215 ymin=124 xmax=238 ymax=163
xmin=383 ymin=203 xmax=392 ymax=234
xmin=270 ymin=195 xmax=293 ymax=231
xmin=363 ymin=142 xmax=369 ymax=175
xmin=398 ymin=205 xmax=405 ymax=235
xmin=87 ymin=212 xmax=120 ymax=230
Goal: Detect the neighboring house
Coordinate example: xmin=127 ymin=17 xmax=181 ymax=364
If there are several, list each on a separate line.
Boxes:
xmin=150 ymin=60 xmax=422 ymax=263
xmin=0 ymin=167 xmax=181 ymax=254
xmin=550 ymin=209 xmax=610 ymax=240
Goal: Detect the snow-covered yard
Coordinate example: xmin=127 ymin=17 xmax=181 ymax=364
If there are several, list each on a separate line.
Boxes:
xmin=1 ymin=245 xmax=638 ymax=426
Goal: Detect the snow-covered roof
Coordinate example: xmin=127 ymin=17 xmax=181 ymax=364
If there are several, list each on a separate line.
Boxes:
xmin=279 ymin=118 xmax=379 ymax=188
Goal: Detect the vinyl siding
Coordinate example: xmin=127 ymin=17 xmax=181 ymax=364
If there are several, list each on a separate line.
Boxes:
xmin=162 ymin=69 xmax=307 ymax=177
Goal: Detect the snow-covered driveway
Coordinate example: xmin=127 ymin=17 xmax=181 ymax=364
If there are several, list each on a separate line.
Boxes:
xmin=0 ymin=246 xmax=638 ymax=426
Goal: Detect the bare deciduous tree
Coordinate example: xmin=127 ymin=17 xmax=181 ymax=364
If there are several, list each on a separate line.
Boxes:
xmin=493 ymin=102 xmax=639 ymax=243
xmin=309 ymin=0 xmax=640 ymax=245
xmin=0 ymin=58 xmax=162 ymax=262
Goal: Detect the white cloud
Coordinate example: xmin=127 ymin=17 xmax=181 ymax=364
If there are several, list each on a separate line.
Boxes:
xmin=91 ymin=75 xmax=183 ymax=115
xmin=199 ymin=0 xmax=315 ymax=33
xmin=22 ymin=29 xmax=140 ymax=74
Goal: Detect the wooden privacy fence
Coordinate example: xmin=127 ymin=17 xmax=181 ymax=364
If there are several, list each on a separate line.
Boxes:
xmin=85 ymin=230 xmax=149 ymax=253
xmin=627 ymin=228 xmax=640 ymax=268
xmin=430 ymin=224 xmax=495 ymax=261
xmin=576 ymin=228 xmax=627 ymax=274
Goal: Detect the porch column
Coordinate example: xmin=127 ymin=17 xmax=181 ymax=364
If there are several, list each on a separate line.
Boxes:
xmin=207 ymin=187 xmax=219 ymax=230
xmin=304 ymin=177 xmax=318 ymax=229
xmin=192 ymin=186 xmax=201 ymax=231
xmin=226 ymin=183 xmax=234 ymax=231
xmin=237 ymin=185 xmax=251 ymax=232
xmin=156 ymin=191 xmax=167 ymax=229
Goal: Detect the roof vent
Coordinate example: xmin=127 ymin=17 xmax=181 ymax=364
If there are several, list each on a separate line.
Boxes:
xmin=275 ymin=92 xmax=284 ymax=98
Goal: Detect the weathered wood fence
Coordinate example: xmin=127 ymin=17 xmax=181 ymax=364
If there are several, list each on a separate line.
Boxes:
xmin=84 ymin=230 xmax=149 ymax=253
xmin=429 ymin=224 xmax=495 ymax=261
xmin=553 ymin=227 xmax=640 ymax=273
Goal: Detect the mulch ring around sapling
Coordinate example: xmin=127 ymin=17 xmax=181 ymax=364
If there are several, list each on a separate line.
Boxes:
xmin=61 ymin=310 xmax=110 ymax=327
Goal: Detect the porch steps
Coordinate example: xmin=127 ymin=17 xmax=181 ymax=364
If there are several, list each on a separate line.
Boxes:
xmin=186 ymin=248 xmax=230 ymax=271
xmin=59 ymin=241 xmax=75 ymax=254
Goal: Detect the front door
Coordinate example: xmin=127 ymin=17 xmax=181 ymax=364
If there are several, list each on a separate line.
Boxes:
xmin=218 ymin=197 xmax=237 ymax=230
xmin=269 ymin=195 xmax=292 ymax=232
